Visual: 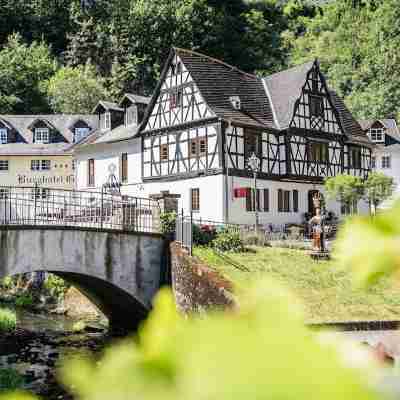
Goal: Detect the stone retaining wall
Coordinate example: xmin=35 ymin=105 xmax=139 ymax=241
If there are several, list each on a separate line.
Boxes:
xmin=170 ymin=242 xmax=236 ymax=313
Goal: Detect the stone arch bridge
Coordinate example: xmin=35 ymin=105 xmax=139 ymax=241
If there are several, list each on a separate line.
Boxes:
xmin=0 ymin=186 xmax=168 ymax=330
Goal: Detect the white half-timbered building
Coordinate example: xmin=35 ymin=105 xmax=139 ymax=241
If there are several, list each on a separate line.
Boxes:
xmin=74 ymin=48 xmax=372 ymax=224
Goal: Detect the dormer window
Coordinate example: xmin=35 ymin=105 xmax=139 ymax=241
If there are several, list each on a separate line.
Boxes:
xmin=125 ymin=106 xmax=136 ymax=126
xmin=369 ymin=127 xmax=385 ymax=143
xmin=102 ymin=112 xmax=111 ymax=130
xmin=0 ymin=129 xmax=7 ymax=144
xmin=74 ymin=127 xmax=90 ymax=143
xmin=34 ymin=127 xmax=49 ymax=144
xmin=229 ymin=96 xmax=241 ymax=110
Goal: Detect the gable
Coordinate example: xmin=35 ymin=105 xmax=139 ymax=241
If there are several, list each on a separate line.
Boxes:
xmin=144 ymin=53 xmax=214 ymax=132
xmin=289 ymin=62 xmax=343 ymax=135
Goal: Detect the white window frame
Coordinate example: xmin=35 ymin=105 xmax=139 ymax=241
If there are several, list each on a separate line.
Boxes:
xmin=382 ymin=155 xmax=391 ymax=169
xmin=0 ymin=188 xmax=9 ymax=199
xmin=369 ymin=127 xmax=385 ymax=143
xmin=74 ymin=127 xmax=90 ymax=143
xmin=34 ymin=127 xmax=50 ymax=144
xmin=0 ymin=129 xmax=8 ymax=144
xmin=31 ymin=160 xmax=50 ymax=171
xmin=0 ymin=160 xmax=8 ymax=171
xmin=103 ymin=112 xmax=111 ymax=130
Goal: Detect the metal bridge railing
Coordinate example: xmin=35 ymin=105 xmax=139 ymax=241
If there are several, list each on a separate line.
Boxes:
xmin=0 ymin=186 xmax=161 ymax=234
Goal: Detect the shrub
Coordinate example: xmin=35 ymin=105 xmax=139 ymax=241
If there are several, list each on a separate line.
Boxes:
xmin=242 ymin=231 xmax=265 ymax=246
xmin=212 ymin=228 xmax=244 ymax=252
xmin=1 ymin=276 xmax=14 ymax=290
xmin=160 ymin=211 xmax=176 ymax=236
xmin=15 ymin=294 xmax=34 ymax=308
xmin=0 ymin=309 xmax=16 ymax=333
xmin=193 ymin=224 xmax=217 ymax=246
xmin=72 ymin=321 xmax=86 ymax=333
xmin=44 ymin=274 xmax=68 ymax=301
xmin=0 ymin=368 xmax=24 ymax=391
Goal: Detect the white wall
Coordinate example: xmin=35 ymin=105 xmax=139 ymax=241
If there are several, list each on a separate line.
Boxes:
xmin=74 ymin=138 xmax=142 ymax=191
xmin=225 ymin=175 xmax=368 ymax=225
xmin=373 ymin=147 xmax=400 ymax=193
xmin=123 ymin=174 xmax=225 ymax=222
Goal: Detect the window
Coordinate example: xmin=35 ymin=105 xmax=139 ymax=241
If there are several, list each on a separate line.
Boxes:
xmin=369 ymin=127 xmax=385 ymax=143
xmin=245 ymin=188 xmax=262 ymax=212
xmin=32 ymin=188 xmax=49 ymax=199
xmin=349 ymin=147 xmax=361 ymax=168
xmin=189 ymin=137 xmax=207 ymax=157
xmin=121 ymin=153 xmax=128 ymax=182
xmin=31 ymin=160 xmax=40 ymax=171
xmin=191 ymin=188 xmax=200 ymax=212
xmin=170 ymin=89 xmax=183 ymax=109
xmin=244 ymin=130 xmax=259 ymax=160
xmin=278 ymin=189 xmax=291 ymax=213
xmin=0 ymin=160 xmax=8 ymax=171
xmin=102 ymin=112 xmax=111 ymax=130
xmin=176 ymin=62 xmax=182 ymax=75
xmin=0 ymin=188 xmax=9 ymax=199
xmin=125 ymin=106 xmax=136 ymax=126
xmin=88 ymin=159 xmax=95 ymax=187
xmin=0 ymin=129 xmax=7 ymax=144
xmin=74 ymin=127 xmax=90 ymax=143
xmin=371 ymin=156 xmax=376 ymax=169
xmin=72 ymin=160 xmax=76 ymax=170
xmin=293 ymin=190 xmax=299 ymax=213
xmin=34 ymin=128 xmax=49 ymax=144
xmin=160 ymin=144 xmax=169 ymax=161
xmin=31 ymin=160 xmax=50 ymax=171
xmin=263 ymin=189 xmax=269 ymax=212
xmin=382 ymin=155 xmax=391 ymax=169
xmin=308 ymin=141 xmax=328 ymax=162
xmin=309 ymin=95 xmax=324 ymax=118
xmin=41 ymin=160 xmax=50 ymax=170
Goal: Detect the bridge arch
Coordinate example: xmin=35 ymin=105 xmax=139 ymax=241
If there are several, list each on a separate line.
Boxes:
xmin=0 ymin=226 xmax=166 ymax=330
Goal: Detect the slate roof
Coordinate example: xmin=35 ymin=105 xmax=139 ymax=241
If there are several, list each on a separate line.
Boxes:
xmin=0 ymin=114 xmax=98 ymax=155
xmin=123 ymin=93 xmax=150 ymax=105
xmin=262 ymin=61 xmax=314 ymax=130
xmin=140 ymin=48 xmax=276 ymax=131
xmin=359 ymin=119 xmax=400 ymax=147
xmin=93 ymin=101 xmax=123 ymax=113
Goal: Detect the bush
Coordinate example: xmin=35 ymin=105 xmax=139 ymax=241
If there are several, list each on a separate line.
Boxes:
xmin=212 ymin=228 xmax=244 ymax=252
xmin=0 ymin=309 xmax=16 ymax=333
xmin=1 ymin=276 xmax=14 ymax=290
xmin=44 ymin=274 xmax=68 ymax=301
xmin=193 ymin=224 xmax=217 ymax=246
xmin=241 ymin=231 xmax=265 ymax=246
xmin=0 ymin=368 xmax=24 ymax=391
xmin=160 ymin=211 xmax=176 ymax=236
xmin=15 ymin=294 xmax=34 ymax=308
xmin=72 ymin=321 xmax=86 ymax=333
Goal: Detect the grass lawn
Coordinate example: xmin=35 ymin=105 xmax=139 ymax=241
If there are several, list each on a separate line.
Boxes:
xmin=194 ymin=246 xmax=400 ymax=323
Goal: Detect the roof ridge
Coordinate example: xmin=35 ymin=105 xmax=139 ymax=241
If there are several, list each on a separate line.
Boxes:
xmin=173 ymin=47 xmax=259 ymax=80
xmin=264 ymin=60 xmax=315 ymax=80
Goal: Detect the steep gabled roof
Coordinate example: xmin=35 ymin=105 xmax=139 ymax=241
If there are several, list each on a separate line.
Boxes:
xmin=175 ymin=48 xmax=275 ymax=128
xmin=328 ymin=91 xmax=370 ymax=145
xmin=140 ymin=48 xmax=275 ymax=132
xmin=262 ymin=61 xmax=314 ymax=130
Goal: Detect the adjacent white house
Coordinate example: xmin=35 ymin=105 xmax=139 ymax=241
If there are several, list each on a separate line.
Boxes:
xmin=74 ymin=48 xmax=372 ymax=224
xmin=359 ymin=119 xmax=400 ymax=192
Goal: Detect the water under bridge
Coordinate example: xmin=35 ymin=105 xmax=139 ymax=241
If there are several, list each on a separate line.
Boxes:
xmin=0 ymin=186 xmax=167 ymax=330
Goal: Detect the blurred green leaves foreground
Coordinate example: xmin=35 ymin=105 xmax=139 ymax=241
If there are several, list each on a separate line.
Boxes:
xmin=335 ymin=201 xmax=400 ymax=288
xmin=3 ymin=284 xmax=381 ymax=400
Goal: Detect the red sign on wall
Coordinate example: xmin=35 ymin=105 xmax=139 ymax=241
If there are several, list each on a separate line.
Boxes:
xmin=234 ymin=188 xmax=248 ymax=198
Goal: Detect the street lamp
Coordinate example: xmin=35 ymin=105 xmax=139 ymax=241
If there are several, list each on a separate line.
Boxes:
xmin=247 ymin=152 xmax=260 ymax=234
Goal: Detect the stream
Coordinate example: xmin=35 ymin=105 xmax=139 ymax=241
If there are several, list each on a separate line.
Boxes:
xmin=0 ymin=304 xmax=109 ymax=399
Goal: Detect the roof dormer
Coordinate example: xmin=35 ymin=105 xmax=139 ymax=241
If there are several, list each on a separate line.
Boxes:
xmin=120 ymin=93 xmax=150 ymax=127
xmin=368 ymin=121 xmax=386 ymax=143
xmin=69 ymin=119 xmax=92 ymax=143
xmin=0 ymin=118 xmax=13 ymax=144
xmin=93 ymin=101 xmax=124 ymax=131
xmin=28 ymin=118 xmax=54 ymax=144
